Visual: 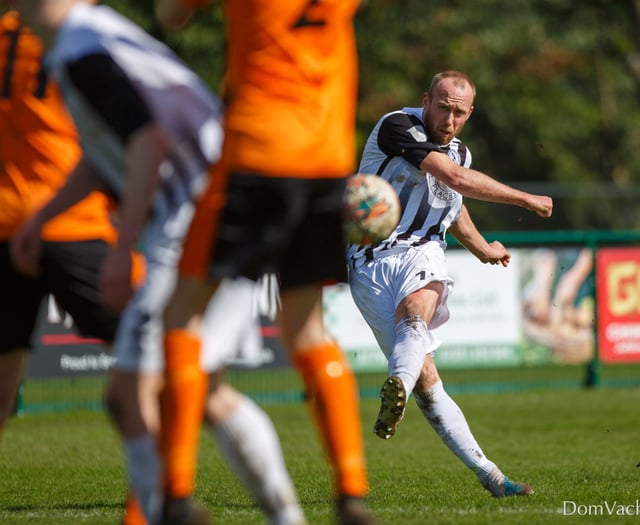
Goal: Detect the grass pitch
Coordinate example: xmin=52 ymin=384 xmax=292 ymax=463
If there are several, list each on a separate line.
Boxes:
xmin=1 ymin=384 xmax=639 ymax=524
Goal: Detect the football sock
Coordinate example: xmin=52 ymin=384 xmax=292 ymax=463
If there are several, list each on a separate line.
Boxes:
xmin=292 ymin=341 xmax=368 ymax=498
xmin=211 ymin=395 xmax=306 ymax=525
xmin=161 ymin=329 xmax=209 ymax=499
xmin=123 ymin=434 xmax=162 ymax=525
xmin=390 ymin=315 xmax=437 ymax=394
xmin=415 ymin=380 xmax=497 ymax=480
xmin=122 ymin=491 xmax=149 ymax=525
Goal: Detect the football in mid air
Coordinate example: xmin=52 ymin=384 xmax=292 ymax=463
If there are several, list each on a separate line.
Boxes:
xmin=343 ymin=173 xmax=401 ymax=246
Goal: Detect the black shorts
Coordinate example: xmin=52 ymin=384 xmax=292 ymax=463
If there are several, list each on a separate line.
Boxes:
xmin=209 ymin=174 xmax=349 ymax=291
xmin=0 ymin=240 xmax=120 ymax=354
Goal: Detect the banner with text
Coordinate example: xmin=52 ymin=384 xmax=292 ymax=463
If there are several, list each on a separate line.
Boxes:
xmin=596 ymin=247 xmax=640 ymax=363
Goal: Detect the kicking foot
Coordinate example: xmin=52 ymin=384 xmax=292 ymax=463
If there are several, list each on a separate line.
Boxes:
xmin=162 ymin=496 xmax=211 ymax=525
xmin=482 ymin=467 xmax=534 ymax=498
xmin=337 ymin=496 xmax=377 ymax=525
xmin=373 ymin=376 xmax=406 ymax=440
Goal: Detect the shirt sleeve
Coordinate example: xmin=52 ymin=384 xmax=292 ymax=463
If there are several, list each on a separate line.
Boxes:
xmin=377 ymin=112 xmax=443 ymax=169
xmin=65 ymin=53 xmax=154 ymax=144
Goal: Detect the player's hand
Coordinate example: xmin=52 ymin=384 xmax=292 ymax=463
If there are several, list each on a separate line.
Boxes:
xmin=9 ymin=216 xmax=45 ymax=277
xmin=99 ymin=244 xmax=134 ymax=312
xmin=479 ymin=240 xmax=511 ymax=267
xmin=527 ymin=194 xmax=553 ymax=218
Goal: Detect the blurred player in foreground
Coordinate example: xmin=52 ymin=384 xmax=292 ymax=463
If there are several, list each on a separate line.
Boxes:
xmin=155 ymin=1 xmax=377 ymax=524
xmin=0 ymin=6 xmax=121 ymax=442
xmin=9 ymin=1 xmax=305 ymax=524
xmin=347 ymin=71 xmax=553 ymax=497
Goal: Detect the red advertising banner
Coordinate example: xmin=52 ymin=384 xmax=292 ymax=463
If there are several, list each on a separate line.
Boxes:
xmin=596 ymin=247 xmax=640 ymax=363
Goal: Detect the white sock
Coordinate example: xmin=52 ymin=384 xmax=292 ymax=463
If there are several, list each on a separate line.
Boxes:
xmin=211 ymin=396 xmax=305 ymax=525
xmin=414 ymin=380 xmax=497 ymax=482
xmin=123 ymin=433 xmax=162 ymax=525
xmin=389 ymin=315 xmax=437 ymax=395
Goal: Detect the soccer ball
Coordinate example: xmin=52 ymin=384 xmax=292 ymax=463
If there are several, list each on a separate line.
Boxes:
xmin=343 ymin=173 xmax=401 ymax=245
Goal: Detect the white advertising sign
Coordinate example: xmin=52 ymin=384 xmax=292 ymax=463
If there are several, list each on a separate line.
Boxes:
xmin=435 ymin=250 xmax=521 ymax=344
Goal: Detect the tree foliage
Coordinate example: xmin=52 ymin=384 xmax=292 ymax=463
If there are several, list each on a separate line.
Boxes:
xmin=104 ymin=0 xmax=640 ymax=231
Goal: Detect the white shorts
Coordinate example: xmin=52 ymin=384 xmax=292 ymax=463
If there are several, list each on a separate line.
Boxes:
xmin=347 ymin=242 xmax=454 ymax=359
xmin=200 ymin=274 xmax=279 ymax=372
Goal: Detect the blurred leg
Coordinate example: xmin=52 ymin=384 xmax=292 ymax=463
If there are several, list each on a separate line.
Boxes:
xmin=0 ymin=349 xmax=26 ymax=439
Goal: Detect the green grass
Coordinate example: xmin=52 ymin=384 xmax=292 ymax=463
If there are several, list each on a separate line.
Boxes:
xmin=2 ymin=384 xmax=640 ymax=524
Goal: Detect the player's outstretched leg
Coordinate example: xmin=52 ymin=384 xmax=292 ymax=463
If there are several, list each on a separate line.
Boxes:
xmin=373 ymin=375 xmax=406 ymax=439
xmin=414 ymin=380 xmax=533 ymax=498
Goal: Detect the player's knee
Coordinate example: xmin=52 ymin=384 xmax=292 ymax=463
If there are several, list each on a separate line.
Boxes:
xmin=397 ymin=286 xmax=441 ymax=323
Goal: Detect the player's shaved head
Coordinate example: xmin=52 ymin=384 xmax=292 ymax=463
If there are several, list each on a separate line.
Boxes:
xmin=428 ymin=70 xmax=476 ymax=100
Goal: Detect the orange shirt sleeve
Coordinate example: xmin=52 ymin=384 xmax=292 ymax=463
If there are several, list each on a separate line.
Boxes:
xmin=0 ymin=11 xmax=116 ymax=242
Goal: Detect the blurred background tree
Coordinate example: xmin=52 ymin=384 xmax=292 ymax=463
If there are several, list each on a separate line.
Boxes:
xmin=104 ymin=0 xmax=640 ymax=232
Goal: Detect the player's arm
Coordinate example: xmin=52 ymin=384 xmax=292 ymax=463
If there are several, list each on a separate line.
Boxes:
xmin=101 ymin=122 xmax=169 ymax=311
xmin=155 ymin=0 xmax=212 ymax=30
xmin=9 ymin=157 xmax=104 ymax=276
xmin=448 ymin=204 xmax=510 ymax=267
xmin=420 ymin=152 xmax=553 ymax=217
xmin=65 ymin=52 xmax=171 ymax=309
xmin=32 ymin=157 xmax=104 ymax=226
xmin=65 ymin=53 xmax=167 ymax=250
xmin=117 ymin=124 xmax=170 ymax=250
xmin=377 ymin=113 xmax=553 ymax=218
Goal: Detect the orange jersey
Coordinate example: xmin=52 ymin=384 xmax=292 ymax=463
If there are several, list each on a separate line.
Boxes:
xmin=0 ymin=11 xmax=116 ymax=242
xmin=184 ymin=0 xmax=359 ymax=178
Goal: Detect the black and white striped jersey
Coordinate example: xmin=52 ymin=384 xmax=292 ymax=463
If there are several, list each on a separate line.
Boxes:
xmin=346 ymin=106 xmax=471 ymax=264
xmin=46 ymin=3 xmax=223 ymax=217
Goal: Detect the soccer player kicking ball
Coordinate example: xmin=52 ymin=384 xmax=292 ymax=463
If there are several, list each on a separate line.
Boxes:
xmin=347 ymin=70 xmax=553 ymax=498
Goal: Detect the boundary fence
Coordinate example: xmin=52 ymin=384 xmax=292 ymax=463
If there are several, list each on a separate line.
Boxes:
xmin=14 ymin=229 xmax=640 ymax=415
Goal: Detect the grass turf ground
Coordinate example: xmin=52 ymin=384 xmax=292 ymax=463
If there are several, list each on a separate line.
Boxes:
xmin=1 ymin=385 xmax=639 ymax=524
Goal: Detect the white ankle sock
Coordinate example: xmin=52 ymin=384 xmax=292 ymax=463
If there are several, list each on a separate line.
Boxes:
xmin=212 ymin=396 xmax=305 ymax=525
xmin=414 ymin=380 xmax=497 ymax=481
xmin=123 ymin=433 xmax=162 ymax=525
